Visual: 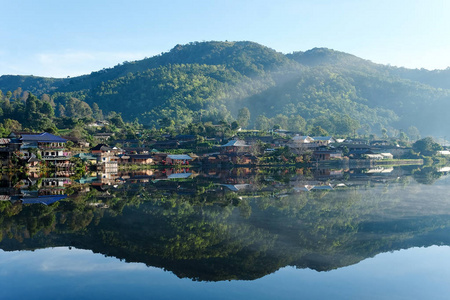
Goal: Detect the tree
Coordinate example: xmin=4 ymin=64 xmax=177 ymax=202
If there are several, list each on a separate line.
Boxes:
xmin=237 ymin=107 xmax=250 ymax=128
xmin=25 ymin=93 xmax=38 ymax=122
xmin=273 ymin=114 xmax=289 ymax=130
xmin=412 ymin=137 xmax=442 ymax=156
xmin=381 ymin=128 xmax=388 ymax=139
xmin=110 ymin=114 xmax=126 ymax=128
xmin=41 ymin=102 xmax=55 ymax=118
xmin=309 ymin=126 xmax=328 ymax=137
xmin=3 ymin=119 xmax=22 ymax=132
xmin=254 ymin=115 xmax=270 ymax=131
xmin=92 ymin=102 xmax=103 ymax=120
xmin=57 ymin=104 xmax=66 ymax=117
xmin=231 ymin=121 xmax=240 ymax=131
xmin=407 ymin=126 xmax=421 ymax=141
xmin=287 ymin=115 xmax=306 ymax=132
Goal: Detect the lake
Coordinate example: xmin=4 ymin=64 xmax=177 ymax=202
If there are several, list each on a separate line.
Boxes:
xmin=0 ymin=165 xmax=450 ymax=299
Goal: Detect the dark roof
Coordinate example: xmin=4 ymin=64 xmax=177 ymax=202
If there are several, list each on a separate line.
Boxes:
xmin=128 ymin=154 xmax=154 ymax=159
xmin=90 ymin=144 xmax=110 ymax=151
xmin=93 ymin=133 xmax=114 ymax=136
xmin=175 ymin=134 xmax=196 ymax=140
xmin=21 ymin=195 xmax=67 ymax=205
xmin=153 ymin=140 xmax=179 ymax=145
xmin=349 ymin=149 xmax=374 ymax=155
xmin=21 ymin=132 xmax=67 ymax=143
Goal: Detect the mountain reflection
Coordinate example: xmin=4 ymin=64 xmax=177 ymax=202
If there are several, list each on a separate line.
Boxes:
xmin=0 ymin=165 xmax=450 ymax=281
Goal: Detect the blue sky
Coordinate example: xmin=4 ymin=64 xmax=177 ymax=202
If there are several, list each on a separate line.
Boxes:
xmin=1 ymin=0 xmax=449 ymax=77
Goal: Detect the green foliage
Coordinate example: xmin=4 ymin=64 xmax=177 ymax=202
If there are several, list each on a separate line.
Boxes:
xmin=412 ymin=137 xmax=443 ymax=156
xmin=1 ymin=41 xmax=450 ymax=137
xmin=237 ymin=107 xmax=250 ymax=128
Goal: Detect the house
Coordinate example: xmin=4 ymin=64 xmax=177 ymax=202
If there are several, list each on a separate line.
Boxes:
xmin=128 ymin=154 xmax=154 ymax=165
xmin=380 ymin=153 xmax=394 ymax=159
xmin=311 ymin=136 xmax=336 ymax=147
xmin=166 ymin=154 xmax=193 ymax=165
xmin=312 ymin=150 xmax=343 ymax=161
xmin=87 ymin=120 xmax=109 ymax=128
xmin=90 ymin=144 xmax=120 ymax=171
xmin=151 ymin=152 xmax=168 ymax=164
xmin=93 ymin=133 xmax=114 ymax=141
xmin=365 ymin=154 xmax=384 ymax=160
xmin=20 ymin=132 xmax=70 ymax=161
xmin=344 ymin=138 xmax=369 ymax=145
xmin=62 ymin=136 xmax=90 ymax=148
xmin=288 ymin=135 xmax=314 ymax=149
xmin=220 ymin=140 xmax=250 ymax=153
xmin=370 ymin=140 xmax=390 ymax=147
xmin=348 ymin=149 xmax=374 ymax=159
xmin=90 ymin=144 xmax=123 ymax=156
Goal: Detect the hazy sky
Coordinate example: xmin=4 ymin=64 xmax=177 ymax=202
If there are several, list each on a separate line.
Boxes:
xmin=1 ymin=0 xmax=449 ymax=77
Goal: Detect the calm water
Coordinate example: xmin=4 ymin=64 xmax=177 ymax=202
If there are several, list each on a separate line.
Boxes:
xmin=1 ymin=166 xmax=450 ymax=299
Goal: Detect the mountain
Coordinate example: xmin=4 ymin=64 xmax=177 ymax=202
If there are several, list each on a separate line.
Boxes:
xmin=1 ymin=41 xmax=450 ymax=136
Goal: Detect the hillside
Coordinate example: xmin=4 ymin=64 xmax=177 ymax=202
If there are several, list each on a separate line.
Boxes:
xmin=1 ymin=41 xmax=450 ymax=136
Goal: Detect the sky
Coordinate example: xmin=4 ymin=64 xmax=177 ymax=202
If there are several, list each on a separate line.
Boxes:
xmin=1 ymin=0 xmax=450 ymax=78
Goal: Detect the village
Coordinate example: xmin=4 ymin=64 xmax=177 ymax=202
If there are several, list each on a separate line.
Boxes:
xmin=0 ymin=130 xmax=427 ymax=173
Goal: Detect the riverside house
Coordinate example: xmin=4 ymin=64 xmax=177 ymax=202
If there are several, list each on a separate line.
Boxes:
xmin=220 ymin=140 xmax=250 ymax=154
xmin=166 ymin=154 xmax=193 ymax=165
xmin=19 ymin=132 xmax=71 ymax=162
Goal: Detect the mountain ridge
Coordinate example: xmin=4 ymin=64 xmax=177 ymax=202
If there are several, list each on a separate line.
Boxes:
xmin=1 ymin=41 xmax=449 ymax=136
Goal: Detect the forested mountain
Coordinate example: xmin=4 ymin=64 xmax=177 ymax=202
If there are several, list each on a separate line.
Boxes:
xmin=1 ymin=41 xmax=449 ymax=137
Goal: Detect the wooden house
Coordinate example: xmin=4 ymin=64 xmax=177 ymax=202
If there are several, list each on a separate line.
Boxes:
xmin=220 ymin=140 xmax=250 ymax=154
xmin=128 ymin=154 xmax=154 ymax=165
xmin=166 ymin=154 xmax=193 ymax=165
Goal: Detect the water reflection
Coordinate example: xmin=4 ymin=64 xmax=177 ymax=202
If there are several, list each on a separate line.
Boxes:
xmin=0 ymin=165 xmax=449 ymax=282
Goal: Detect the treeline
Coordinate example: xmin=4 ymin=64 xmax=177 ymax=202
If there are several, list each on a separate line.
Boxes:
xmin=0 ymin=88 xmax=127 ymax=139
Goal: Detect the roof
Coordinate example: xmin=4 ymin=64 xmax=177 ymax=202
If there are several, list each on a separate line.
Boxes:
xmin=167 ymin=154 xmax=192 ymax=160
xmin=90 ymin=144 xmax=111 ymax=151
xmin=76 ymin=177 xmax=99 ymax=184
xmin=311 ymin=185 xmax=334 ymax=190
xmin=0 ymin=138 xmax=11 ymax=145
xmin=348 ymin=149 xmax=373 ymax=155
xmin=221 ymin=184 xmax=250 ymax=191
xmin=128 ymin=154 xmax=153 ymax=159
xmin=21 ymin=195 xmax=67 ymax=205
xmin=74 ymin=153 xmax=97 ymax=160
xmin=167 ymin=173 xmax=192 ymax=179
xmin=312 ymin=136 xmax=334 ymax=141
xmin=221 ymin=140 xmax=249 ymax=147
xmin=21 ymin=132 xmax=67 ymax=143
xmin=292 ymin=135 xmax=312 ymax=141
xmin=93 ymin=133 xmax=114 ymax=136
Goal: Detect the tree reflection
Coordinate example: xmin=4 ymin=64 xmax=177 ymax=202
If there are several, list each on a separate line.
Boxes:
xmin=0 ymin=167 xmax=449 ymax=281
